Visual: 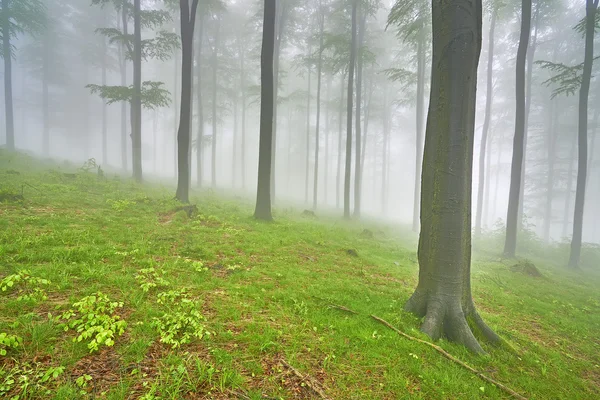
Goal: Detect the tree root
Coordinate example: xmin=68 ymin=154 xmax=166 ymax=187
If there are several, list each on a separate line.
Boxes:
xmin=280 ymin=359 xmax=330 ymax=400
xmin=371 ymin=314 xmax=527 ymax=400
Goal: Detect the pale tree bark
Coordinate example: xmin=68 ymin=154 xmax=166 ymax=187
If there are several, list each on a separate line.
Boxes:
xmin=118 ymin=7 xmax=128 ymax=171
xmin=503 ymin=0 xmax=531 ymax=257
xmin=2 ymin=0 xmax=15 ymax=150
xmin=196 ymin=14 xmax=204 ymax=187
xmin=336 ymin=73 xmax=345 ymax=209
xmin=353 ymin=7 xmax=366 ymax=218
xmin=475 ymin=9 xmax=496 ymax=237
xmin=344 ymin=1 xmax=357 ymax=219
xmin=305 ymin=47 xmax=311 ymax=205
xmin=313 ymin=5 xmax=324 ymax=210
xmin=211 ymin=17 xmax=220 ymax=188
xmin=132 ymin=0 xmax=143 ymax=182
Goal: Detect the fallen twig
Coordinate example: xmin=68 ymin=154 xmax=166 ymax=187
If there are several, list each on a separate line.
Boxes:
xmin=280 ymin=359 xmax=330 ymax=400
xmin=370 ymin=315 xmax=527 ymax=400
xmin=327 ymin=304 xmax=359 ymax=315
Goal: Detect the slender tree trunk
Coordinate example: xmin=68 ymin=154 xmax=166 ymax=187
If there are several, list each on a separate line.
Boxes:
xmin=406 ymin=0 xmax=498 ymax=354
xmin=344 ymin=1 xmax=357 ymax=219
xmin=101 ymin=9 xmax=108 ymax=166
xmin=324 ymin=78 xmax=330 ymax=205
xmin=413 ymin=26 xmax=426 ymax=232
xmin=118 ymin=7 xmax=128 ymax=171
xmin=569 ymin=0 xmax=598 ymax=267
xmin=175 ymin=0 xmax=199 ymax=203
xmin=382 ymin=89 xmax=390 ymax=214
xmin=254 ymin=0 xmax=276 ymax=221
xmin=543 ymin=97 xmax=558 ymax=243
xmin=518 ymin=2 xmax=540 ymax=230
xmin=2 ymin=0 xmax=14 ymax=151
xmin=483 ymin=130 xmax=492 ymax=228
xmin=196 ymin=14 xmax=204 ymax=187
xmin=305 ymin=51 xmax=311 ymax=205
xmin=353 ymin=8 xmax=365 ymax=218
xmin=475 ymin=9 xmax=496 ymax=237
xmin=336 ymin=74 xmax=344 ymax=209
xmin=563 ymin=135 xmax=577 ymax=237
xmin=153 ymin=109 xmax=158 ymax=173
xmin=232 ymin=84 xmax=238 ymax=188
xmin=503 ymin=0 xmax=531 ymax=257
xmin=360 ymin=72 xmax=373 ymax=183
xmin=42 ymin=32 xmax=50 ymax=156
xmin=240 ymin=36 xmax=246 ymax=190
xmin=211 ymin=17 xmax=220 ymax=188
xmin=492 ymin=139 xmax=502 ymax=223
xmin=132 ymin=0 xmax=143 ymax=182
xmin=173 ymin=15 xmax=180 ymax=179
xmin=271 ymin=3 xmax=287 ymax=205
xmin=313 ymin=11 xmax=324 ymax=210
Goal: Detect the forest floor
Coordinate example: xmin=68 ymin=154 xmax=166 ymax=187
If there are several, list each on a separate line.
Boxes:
xmin=1 ymin=149 xmax=600 ymax=399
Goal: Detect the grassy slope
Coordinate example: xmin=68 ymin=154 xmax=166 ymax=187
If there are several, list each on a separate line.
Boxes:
xmin=1 ymin=149 xmax=599 ymax=399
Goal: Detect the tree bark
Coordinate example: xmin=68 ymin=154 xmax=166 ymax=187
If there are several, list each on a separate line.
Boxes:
xmin=2 ymin=0 xmax=14 ymax=151
xmin=254 ymin=0 xmax=276 ymax=221
xmin=475 ymin=9 xmax=496 ymax=237
xmin=336 ymin=73 xmax=345 ymax=209
xmin=118 ymin=7 xmax=128 ymax=171
xmin=175 ymin=0 xmax=199 ymax=203
xmin=42 ymin=28 xmax=50 ymax=156
xmin=543 ymin=97 xmax=558 ymax=243
xmin=569 ymin=0 xmax=598 ymax=267
xmin=313 ymin=8 xmax=324 ymax=211
xmin=100 ymin=8 xmax=108 ymax=166
xmin=196 ymin=13 xmax=204 ymax=187
xmin=211 ymin=17 xmax=220 ymax=188
xmin=305 ymin=47 xmax=311 ymax=205
xmin=324 ymin=78 xmax=330 ymax=205
xmin=406 ymin=0 xmax=499 ymax=354
xmin=353 ymin=7 xmax=365 ymax=218
xmin=503 ymin=0 xmax=531 ymax=257
xmin=562 ymin=135 xmax=577 ymax=238
xmin=132 ymin=0 xmax=143 ymax=182
xmin=382 ymin=89 xmax=390 ymax=214
xmin=239 ymin=34 xmax=246 ymax=190
xmin=344 ymin=1 xmax=357 ymax=219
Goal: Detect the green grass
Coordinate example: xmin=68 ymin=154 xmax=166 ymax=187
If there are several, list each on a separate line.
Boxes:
xmin=1 ymin=148 xmax=599 ymax=399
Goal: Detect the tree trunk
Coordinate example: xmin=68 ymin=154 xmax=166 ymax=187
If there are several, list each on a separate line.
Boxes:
xmin=543 ymin=97 xmax=558 ymax=243
xmin=569 ymin=0 xmax=598 ymax=267
xmin=239 ymin=35 xmax=246 ymax=190
xmin=336 ymin=73 xmax=344 ymax=209
xmin=406 ymin=0 xmax=499 ymax=354
xmin=132 ymin=0 xmax=143 ymax=182
xmin=42 ymin=31 xmax=50 ymax=156
xmin=100 ymin=9 xmax=108 ymax=166
xmin=382 ymin=89 xmax=390 ymax=214
xmin=118 ymin=7 xmax=128 ymax=171
xmin=211 ymin=17 xmax=220 ymax=188
xmin=254 ymin=0 xmax=275 ymax=221
xmin=305 ymin=48 xmax=311 ymax=205
xmin=353 ymin=8 xmax=365 ymax=218
xmin=492 ymin=139 xmax=502 ymax=223
xmin=271 ymin=3 xmax=287 ymax=205
xmin=313 ymin=10 xmax=324 ymax=211
xmin=2 ymin=0 xmax=14 ymax=151
xmin=413 ymin=25 xmax=426 ymax=232
xmin=503 ymin=0 xmax=531 ymax=257
xmin=344 ymin=1 xmax=357 ymax=219
xmin=518 ymin=2 xmax=540 ymax=230
xmin=232 ymin=81 xmax=238 ymax=188
xmin=475 ymin=9 xmax=496 ymax=237
xmin=324 ymin=78 xmax=330 ymax=205
xmin=562 ymin=135 xmax=577 ymax=238
xmin=196 ymin=14 xmax=204 ymax=187
xmin=360 ymin=72 xmax=373 ymax=184
xmin=153 ymin=109 xmax=158 ymax=173
xmin=175 ymin=0 xmax=199 ymax=203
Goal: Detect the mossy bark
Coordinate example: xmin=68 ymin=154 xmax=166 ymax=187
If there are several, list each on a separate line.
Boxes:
xmin=405 ymin=0 xmax=499 ymax=354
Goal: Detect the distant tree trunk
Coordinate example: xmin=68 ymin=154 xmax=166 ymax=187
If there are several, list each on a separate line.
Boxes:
xmin=406 ymin=0 xmax=498 ymax=354
xmin=569 ymin=0 xmax=598 ymax=268
xmin=503 ymin=0 xmax=531 ymax=257
xmin=336 ymin=73 xmax=345 ymax=209
xmin=211 ymin=17 xmax=220 ymax=188
xmin=175 ymin=0 xmax=199 ymax=203
xmin=353 ymin=8 xmax=366 ymax=218
xmin=42 ymin=31 xmax=50 ymax=156
xmin=2 ymin=0 xmax=15 ymax=151
xmin=360 ymin=72 xmax=373 ymax=186
xmin=305 ymin=50 xmax=311 ymax=205
xmin=254 ymin=0 xmax=276 ymax=221
xmin=543 ymin=97 xmax=558 ymax=243
xmin=132 ymin=0 xmax=143 ymax=182
xmin=413 ymin=25 xmax=426 ymax=232
xmin=483 ymin=130 xmax=492 ymax=227
xmin=344 ymin=1 xmax=357 ymax=219
xmin=518 ymin=2 xmax=540 ymax=230
xmin=232 ymin=83 xmax=238 ymax=188
xmin=195 ymin=15 xmax=204 ymax=187
xmin=324 ymin=79 xmax=331 ymax=205
xmin=100 ymin=9 xmax=108 ymax=166
xmin=153 ymin=109 xmax=158 ymax=173
xmin=492 ymin=140 xmax=502 ymax=222
xmin=239 ymin=35 xmax=246 ymax=190
xmin=475 ymin=9 xmax=496 ymax=237
xmin=313 ymin=10 xmax=324 ymax=211
xmin=118 ymin=7 xmax=128 ymax=171
xmin=382 ymin=89 xmax=390 ymax=214
xmin=562 ymin=135 xmax=577 ymax=237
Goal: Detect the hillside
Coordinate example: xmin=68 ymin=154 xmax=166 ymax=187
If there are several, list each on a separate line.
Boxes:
xmin=1 ymin=150 xmax=599 ymax=399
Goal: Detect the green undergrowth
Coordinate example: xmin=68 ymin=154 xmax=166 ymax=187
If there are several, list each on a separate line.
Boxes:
xmin=1 ymin=149 xmax=599 ymax=399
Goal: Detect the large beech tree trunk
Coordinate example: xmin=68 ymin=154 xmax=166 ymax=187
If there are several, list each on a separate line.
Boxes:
xmin=503 ymin=0 xmax=531 ymax=257
xmin=175 ymin=0 xmax=200 ymax=203
xmin=254 ymin=0 xmax=275 ymax=221
xmin=405 ymin=0 xmax=499 ymax=354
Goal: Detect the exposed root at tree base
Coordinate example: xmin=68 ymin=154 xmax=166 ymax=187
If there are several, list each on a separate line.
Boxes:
xmin=371 ymin=315 xmax=527 ymax=400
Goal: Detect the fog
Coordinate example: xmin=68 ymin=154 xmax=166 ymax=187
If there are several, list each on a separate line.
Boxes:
xmin=2 ymin=0 xmax=599 ymax=245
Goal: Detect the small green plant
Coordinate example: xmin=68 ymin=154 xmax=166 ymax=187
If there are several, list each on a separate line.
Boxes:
xmin=106 ymin=198 xmax=136 ymax=211
xmin=135 ymin=267 xmax=170 ymax=292
xmin=0 ymin=363 xmax=64 ymax=398
xmin=0 ymin=270 xmax=51 ymax=301
xmin=60 ymin=292 xmax=127 ymax=352
xmin=152 ymin=290 xmax=207 ymax=348
xmin=0 ymin=332 xmax=22 ymax=356
xmin=75 ymin=374 xmax=93 ymax=394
